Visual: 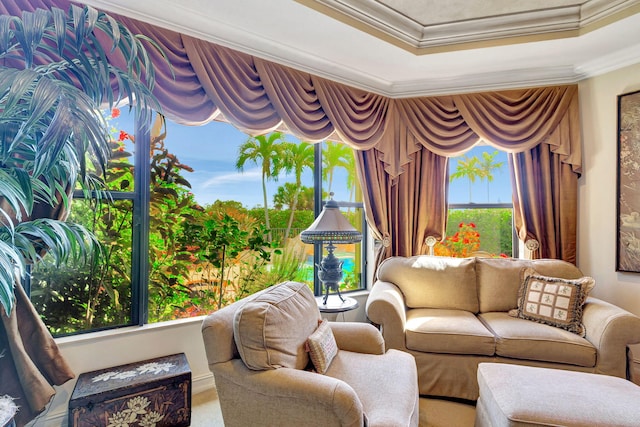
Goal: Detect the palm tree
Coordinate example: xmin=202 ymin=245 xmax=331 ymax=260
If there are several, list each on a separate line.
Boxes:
xmin=450 ymin=155 xmax=483 ymax=203
xmin=235 ymin=132 xmax=286 ymax=241
xmin=280 ymin=142 xmax=314 ymax=241
xmin=478 ymin=151 xmax=505 ymax=202
xmin=344 ymin=150 xmax=358 ymax=203
xmin=322 ymin=141 xmax=352 ymax=193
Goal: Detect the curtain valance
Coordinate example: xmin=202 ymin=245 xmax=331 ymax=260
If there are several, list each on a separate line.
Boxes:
xmin=127 ymin=21 xmax=583 ymax=178
xmin=4 ymin=0 xmax=582 ymax=179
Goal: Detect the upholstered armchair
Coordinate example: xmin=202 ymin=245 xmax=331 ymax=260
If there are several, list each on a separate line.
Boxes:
xmin=201 ymin=281 xmax=419 ymax=427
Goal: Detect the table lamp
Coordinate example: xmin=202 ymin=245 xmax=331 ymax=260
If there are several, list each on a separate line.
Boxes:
xmin=300 ymin=193 xmax=362 ymax=304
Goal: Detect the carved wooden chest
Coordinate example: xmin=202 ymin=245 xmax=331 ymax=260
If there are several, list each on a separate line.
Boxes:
xmin=69 ymin=353 xmax=191 ymax=427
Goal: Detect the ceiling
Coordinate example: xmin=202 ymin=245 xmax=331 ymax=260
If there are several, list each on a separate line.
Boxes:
xmin=82 ymin=0 xmax=640 ymax=97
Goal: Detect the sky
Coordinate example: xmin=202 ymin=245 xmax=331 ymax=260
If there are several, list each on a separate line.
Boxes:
xmin=448 ymin=146 xmax=511 ymax=204
xmin=111 ymin=110 xmax=511 ymax=207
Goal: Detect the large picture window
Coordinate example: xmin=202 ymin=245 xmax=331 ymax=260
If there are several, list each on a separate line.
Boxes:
xmin=30 ymin=110 xmax=367 ymax=336
xmin=435 ymin=145 xmax=517 ymax=258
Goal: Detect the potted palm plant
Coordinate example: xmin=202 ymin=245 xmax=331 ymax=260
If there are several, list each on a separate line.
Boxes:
xmin=0 ymin=4 xmax=161 ymax=316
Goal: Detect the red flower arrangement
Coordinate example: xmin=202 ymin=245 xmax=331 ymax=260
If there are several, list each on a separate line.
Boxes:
xmin=434 ymin=222 xmax=481 ymax=258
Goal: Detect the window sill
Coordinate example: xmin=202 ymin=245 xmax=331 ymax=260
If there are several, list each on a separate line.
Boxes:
xmin=55 ymin=315 xmax=207 ymax=346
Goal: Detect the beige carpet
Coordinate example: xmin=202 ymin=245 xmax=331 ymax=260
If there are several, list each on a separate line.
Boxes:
xmin=192 ymin=387 xmax=476 ymax=426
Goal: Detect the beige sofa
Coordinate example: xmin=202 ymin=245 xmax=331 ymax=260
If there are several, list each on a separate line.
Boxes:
xmin=202 ymin=281 xmax=419 ymax=427
xmin=366 ymin=255 xmax=640 ymax=400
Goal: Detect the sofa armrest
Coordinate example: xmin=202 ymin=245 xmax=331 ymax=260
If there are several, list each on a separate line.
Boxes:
xmin=582 ymin=297 xmax=640 ymax=378
xmin=213 ymin=359 xmax=363 ymax=427
xmin=365 ymin=281 xmax=408 ymax=351
xmin=329 ymin=321 xmax=385 ymax=355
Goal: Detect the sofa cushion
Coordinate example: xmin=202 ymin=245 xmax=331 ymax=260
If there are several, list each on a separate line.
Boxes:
xmin=508 ymin=268 xmax=595 ymax=336
xmin=476 ymin=258 xmax=584 ymax=313
xmin=479 ymin=312 xmax=596 ymax=367
xmin=306 ymin=319 xmax=338 ymax=374
xmin=233 ymin=281 xmax=321 ymax=370
xmin=406 ymin=308 xmax=495 ymax=356
xmin=377 ymin=255 xmax=479 ymax=312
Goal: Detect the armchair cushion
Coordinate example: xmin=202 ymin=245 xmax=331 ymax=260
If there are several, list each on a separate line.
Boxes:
xmin=233 ymin=281 xmax=321 ymax=370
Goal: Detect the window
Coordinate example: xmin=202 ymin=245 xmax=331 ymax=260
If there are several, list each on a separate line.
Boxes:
xmin=435 ymin=145 xmax=516 ymax=258
xmin=30 ymin=111 xmax=367 ymax=336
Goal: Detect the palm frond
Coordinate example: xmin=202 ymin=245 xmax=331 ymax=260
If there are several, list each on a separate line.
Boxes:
xmin=0 ymin=167 xmax=32 ymax=220
xmin=11 ymin=218 xmax=102 ymax=266
xmin=0 ymin=240 xmax=24 ymax=316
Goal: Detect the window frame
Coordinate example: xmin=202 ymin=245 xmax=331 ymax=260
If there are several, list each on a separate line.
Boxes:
xmin=312 ymin=143 xmax=368 ymax=295
xmin=49 ymin=123 xmax=367 ymax=333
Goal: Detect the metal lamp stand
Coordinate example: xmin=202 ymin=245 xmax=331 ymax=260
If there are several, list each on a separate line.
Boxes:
xmin=317 ymin=242 xmax=346 ymax=305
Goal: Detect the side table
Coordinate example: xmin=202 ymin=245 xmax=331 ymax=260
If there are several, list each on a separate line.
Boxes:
xmin=316 ymin=295 xmax=359 ymax=321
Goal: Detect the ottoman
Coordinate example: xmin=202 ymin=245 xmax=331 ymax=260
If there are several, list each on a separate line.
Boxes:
xmin=475 ymin=363 xmax=640 ymax=427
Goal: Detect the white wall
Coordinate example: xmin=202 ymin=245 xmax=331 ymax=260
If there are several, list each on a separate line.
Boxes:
xmin=578 ymin=62 xmax=640 ymax=317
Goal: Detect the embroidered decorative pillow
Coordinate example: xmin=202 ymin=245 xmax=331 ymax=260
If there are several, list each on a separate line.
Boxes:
xmin=508 ymin=268 xmax=595 ymax=336
xmin=306 ymin=319 xmax=338 ymax=374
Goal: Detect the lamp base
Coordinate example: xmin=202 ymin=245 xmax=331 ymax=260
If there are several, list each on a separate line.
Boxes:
xmin=322 ymin=286 xmax=345 ymax=305
xmin=317 ymin=242 xmax=346 ymax=305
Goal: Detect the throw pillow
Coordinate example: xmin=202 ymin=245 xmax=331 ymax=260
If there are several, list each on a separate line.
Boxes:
xmin=508 ymin=268 xmax=595 ymax=336
xmin=306 ymin=319 xmax=338 ymax=374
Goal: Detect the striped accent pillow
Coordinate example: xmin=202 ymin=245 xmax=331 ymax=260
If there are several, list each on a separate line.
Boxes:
xmin=306 ymin=319 xmax=338 ymax=374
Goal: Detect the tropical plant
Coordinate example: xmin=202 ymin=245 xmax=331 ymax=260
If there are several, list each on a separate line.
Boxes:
xmin=436 ymin=209 xmax=513 ymax=257
xmin=0 ymin=5 xmax=160 ymax=315
xmin=343 ymin=150 xmax=359 ymax=203
xmin=450 ymin=155 xmax=483 ymax=203
xmin=180 ymin=213 xmax=274 ymax=310
xmin=279 ymin=141 xmax=314 ymax=240
xmin=478 ymin=151 xmax=505 ymax=201
xmin=273 ymin=184 xmax=314 ymax=211
xmin=322 ymin=141 xmax=352 ymax=193
xmin=235 ymin=132 xmax=286 ymax=241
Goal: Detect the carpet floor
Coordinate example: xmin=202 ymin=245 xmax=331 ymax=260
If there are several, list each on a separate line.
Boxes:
xmin=191 ymin=387 xmax=476 ymax=426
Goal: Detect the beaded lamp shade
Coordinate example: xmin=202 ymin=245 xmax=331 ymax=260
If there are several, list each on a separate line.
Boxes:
xmin=300 ymin=195 xmax=362 ymax=244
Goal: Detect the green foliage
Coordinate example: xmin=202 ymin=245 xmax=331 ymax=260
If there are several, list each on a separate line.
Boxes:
xmin=247 ymin=208 xmax=316 ymax=247
xmin=444 ymin=209 xmax=513 ymax=256
xmin=274 ymin=184 xmax=314 ymax=211
xmin=30 ymin=117 xmax=364 ymax=333
xmin=31 ymin=199 xmax=133 ymax=334
xmin=323 ymin=141 xmax=353 ymax=193
xmin=244 ymin=242 xmax=307 ymax=296
xmin=179 ymin=212 xmax=274 ymax=311
xmin=32 ymin=114 xmax=287 ymax=332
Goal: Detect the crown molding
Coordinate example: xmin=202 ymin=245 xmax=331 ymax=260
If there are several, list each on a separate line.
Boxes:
xmin=299 ymin=0 xmax=640 ymax=53
xmin=81 ymin=0 xmax=640 ymax=98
